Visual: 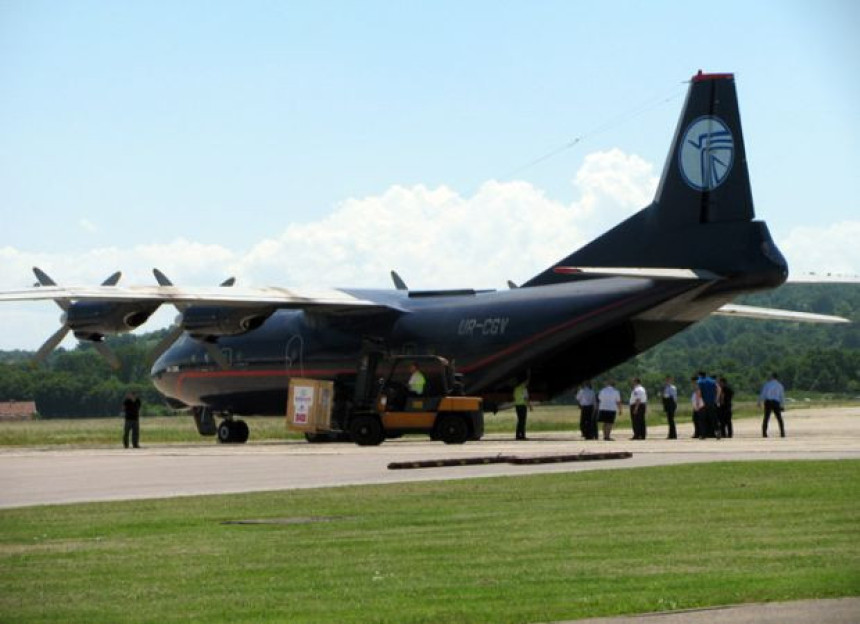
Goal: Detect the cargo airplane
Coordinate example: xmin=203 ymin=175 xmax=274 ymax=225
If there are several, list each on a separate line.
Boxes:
xmin=0 ymin=71 xmax=850 ymax=442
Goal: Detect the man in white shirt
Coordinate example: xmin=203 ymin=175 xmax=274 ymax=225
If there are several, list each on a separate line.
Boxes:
xmin=629 ymin=378 xmax=648 ymax=440
xmin=575 ymin=381 xmax=597 ymax=440
xmin=758 ymin=372 xmax=786 ymax=438
xmin=596 ymin=380 xmax=622 ymax=441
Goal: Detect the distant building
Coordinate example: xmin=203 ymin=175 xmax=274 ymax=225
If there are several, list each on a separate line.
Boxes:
xmin=0 ymin=401 xmax=37 ymax=421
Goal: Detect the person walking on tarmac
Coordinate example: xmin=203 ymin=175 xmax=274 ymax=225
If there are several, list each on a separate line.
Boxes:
xmin=122 ymin=391 xmax=142 ymax=449
xmin=661 ymin=376 xmax=678 ymax=439
xmin=575 ymin=381 xmax=597 ymax=440
xmin=758 ymin=372 xmax=786 ymax=438
xmin=513 ymin=375 xmax=532 ymax=440
xmin=407 ymin=361 xmax=426 ymax=396
xmin=596 ymin=380 xmax=622 ymax=441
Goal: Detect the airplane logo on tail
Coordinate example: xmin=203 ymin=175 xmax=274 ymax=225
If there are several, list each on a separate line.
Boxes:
xmin=678 ymin=116 xmax=734 ymax=191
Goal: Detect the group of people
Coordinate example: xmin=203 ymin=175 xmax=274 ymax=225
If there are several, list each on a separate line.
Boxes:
xmin=122 ymin=364 xmax=790 ymax=446
xmin=565 ymin=372 xmax=786 ymax=441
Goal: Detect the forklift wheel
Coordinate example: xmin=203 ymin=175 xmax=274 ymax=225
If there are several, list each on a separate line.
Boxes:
xmin=349 ymin=415 xmax=384 ymax=446
xmin=437 ymin=414 xmax=469 ymax=444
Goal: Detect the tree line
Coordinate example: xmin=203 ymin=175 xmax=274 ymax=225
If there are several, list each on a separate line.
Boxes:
xmin=0 ymin=332 xmax=169 ymax=418
xmin=0 ymin=284 xmax=857 ymax=417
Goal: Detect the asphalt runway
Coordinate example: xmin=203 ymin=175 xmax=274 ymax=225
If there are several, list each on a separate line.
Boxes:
xmin=1 ymin=406 xmax=858 ymax=509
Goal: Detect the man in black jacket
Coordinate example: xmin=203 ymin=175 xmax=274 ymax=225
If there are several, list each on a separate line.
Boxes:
xmin=122 ymin=391 xmax=142 ymax=449
xmin=718 ymin=377 xmax=735 ymax=438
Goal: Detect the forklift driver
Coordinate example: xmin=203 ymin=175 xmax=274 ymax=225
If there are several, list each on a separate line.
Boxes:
xmin=407 ymin=362 xmax=426 ymax=396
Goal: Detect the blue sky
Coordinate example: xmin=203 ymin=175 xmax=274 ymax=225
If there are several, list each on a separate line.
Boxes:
xmin=1 ymin=0 xmax=858 ymax=349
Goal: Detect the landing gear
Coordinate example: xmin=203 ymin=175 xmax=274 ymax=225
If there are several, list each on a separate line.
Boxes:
xmin=192 ymin=406 xmax=217 ymax=436
xmin=217 ymin=418 xmax=249 ymax=444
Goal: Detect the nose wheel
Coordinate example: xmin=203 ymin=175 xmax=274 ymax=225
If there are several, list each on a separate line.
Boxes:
xmin=217 ymin=419 xmax=249 ymax=443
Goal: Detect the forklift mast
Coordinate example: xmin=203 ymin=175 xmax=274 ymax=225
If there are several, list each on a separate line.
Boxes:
xmin=353 ymin=349 xmax=384 ymax=408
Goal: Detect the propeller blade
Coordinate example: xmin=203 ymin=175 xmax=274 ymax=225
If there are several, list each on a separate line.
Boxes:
xmin=92 ymin=341 xmax=122 ymax=370
xmin=391 ymin=270 xmax=408 ymax=291
xmin=147 ymin=323 xmax=186 ymax=367
xmin=32 ymin=267 xmax=70 ymax=311
xmin=203 ymin=341 xmax=231 ymax=370
xmin=100 ymin=271 xmax=122 ymax=286
xmin=33 ymin=325 xmax=71 ymax=365
xmin=152 ymin=269 xmax=190 ymax=313
xmin=152 ymin=268 xmax=173 ymax=286
xmin=32 ymin=267 xmax=57 ymax=286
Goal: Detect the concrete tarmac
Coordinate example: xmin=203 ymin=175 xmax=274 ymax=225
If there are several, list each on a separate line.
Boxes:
xmin=1 ymin=406 xmax=857 ymax=509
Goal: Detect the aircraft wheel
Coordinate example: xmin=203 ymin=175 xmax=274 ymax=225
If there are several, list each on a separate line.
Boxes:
xmin=437 ymin=414 xmax=469 ymax=444
xmin=349 ymin=415 xmax=384 ymax=446
xmin=217 ymin=420 xmax=235 ymax=444
xmin=234 ymin=420 xmax=249 ymax=443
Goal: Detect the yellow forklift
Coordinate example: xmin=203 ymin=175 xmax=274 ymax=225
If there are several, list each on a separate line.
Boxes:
xmin=346 ymin=353 xmax=484 ymax=446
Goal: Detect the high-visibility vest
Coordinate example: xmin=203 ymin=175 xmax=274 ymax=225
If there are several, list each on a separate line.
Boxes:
xmin=408 ymin=371 xmax=426 ymax=395
xmin=513 ymin=382 xmax=528 ymax=406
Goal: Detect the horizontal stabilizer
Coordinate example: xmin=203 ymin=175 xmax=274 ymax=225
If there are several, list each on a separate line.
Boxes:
xmin=713 ymin=304 xmax=850 ymax=324
xmin=552 ymin=266 xmax=721 ymax=281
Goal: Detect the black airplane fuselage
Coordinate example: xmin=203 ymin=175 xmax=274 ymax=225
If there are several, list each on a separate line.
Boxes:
xmin=150 ymin=246 xmax=785 ymax=415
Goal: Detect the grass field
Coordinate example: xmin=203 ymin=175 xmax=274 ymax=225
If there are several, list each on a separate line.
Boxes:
xmin=0 ymin=402 xmax=798 ymax=447
xmin=1 ymin=460 xmax=857 ymax=623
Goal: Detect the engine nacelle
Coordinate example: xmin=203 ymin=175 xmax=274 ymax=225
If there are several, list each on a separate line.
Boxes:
xmin=65 ymin=301 xmax=160 ymax=339
xmin=181 ymin=305 xmax=275 ymax=338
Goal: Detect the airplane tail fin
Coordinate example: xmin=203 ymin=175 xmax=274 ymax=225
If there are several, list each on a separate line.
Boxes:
xmin=524 ymin=71 xmax=787 ymax=289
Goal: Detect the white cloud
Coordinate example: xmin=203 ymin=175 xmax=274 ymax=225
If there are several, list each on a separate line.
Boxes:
xmin=234 ymin=149 xmax=659 ymax=289
xmin=779 ymin=221 xmax=860 ymax=277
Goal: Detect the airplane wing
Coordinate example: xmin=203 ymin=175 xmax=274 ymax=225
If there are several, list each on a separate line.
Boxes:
xmin=0 ymin=284 xmax=396 ymax=311
xmin=713 ymin=304 xmax=850 ymax=324
xmin=0 ymin=280 xmax=407 ymax=368
xmin=551 ymin=266 xmax=853 ymax=324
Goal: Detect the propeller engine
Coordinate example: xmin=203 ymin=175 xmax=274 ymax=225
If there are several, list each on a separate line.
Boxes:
xmin=148 ymin=270 xmax=272 ymax=370
xmin=32 ymin=267 xmax=160 ymax=369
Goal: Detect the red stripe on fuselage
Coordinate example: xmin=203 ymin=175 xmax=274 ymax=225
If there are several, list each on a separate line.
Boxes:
xmin=458 ymin=291 xmax=648 ymax=373
xmin=175 ymin=368 xmax=353 ymax=397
